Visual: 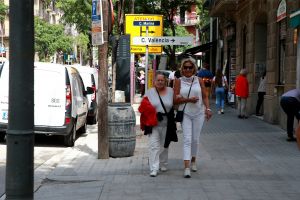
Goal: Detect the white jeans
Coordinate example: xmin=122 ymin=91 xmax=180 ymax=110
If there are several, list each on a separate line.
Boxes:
xmin=148 ymin=126 xmax=168 ymax=171
xmin=182 ymin=113 xmax=205 ymax=161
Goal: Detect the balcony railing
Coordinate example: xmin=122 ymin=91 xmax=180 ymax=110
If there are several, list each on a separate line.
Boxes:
xmin=174 ymin=13 xmax=200 ymax=26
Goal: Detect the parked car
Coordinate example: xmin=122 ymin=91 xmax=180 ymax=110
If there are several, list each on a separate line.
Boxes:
xmin=72 ymin=65 xmax=98 ymax=124
xmin=0 ymin=62 xmax=93 ymax=146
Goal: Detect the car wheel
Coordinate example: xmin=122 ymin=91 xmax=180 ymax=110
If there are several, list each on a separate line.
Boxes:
xmin=92 ymin=115 xmax=97 ymax=124
xmin=0 ymin=132 xmax=5 ymax=142
xmin=64 ymin=123 xmax=76 ymax=147
xmin=88 ymin=115 xmax=97 ymax=125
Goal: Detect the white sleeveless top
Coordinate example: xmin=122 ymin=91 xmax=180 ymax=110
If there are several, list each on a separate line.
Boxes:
xmin=178 ymin=76 xmax=204 ymax=116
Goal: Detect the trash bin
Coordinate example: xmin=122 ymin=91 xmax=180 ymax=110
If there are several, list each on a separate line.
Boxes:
xmin=108 ymin=103 xmax=136 ymax=157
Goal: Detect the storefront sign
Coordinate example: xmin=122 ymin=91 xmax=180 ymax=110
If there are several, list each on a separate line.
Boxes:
xmin=277 ymin=0 xmax=286 ymax=22
xmin=290 ymin=9 xmax=300 ymax=28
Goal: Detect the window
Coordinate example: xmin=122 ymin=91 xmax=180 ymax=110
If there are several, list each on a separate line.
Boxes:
xmin=278 ymin=20 xmax=287 ymax=85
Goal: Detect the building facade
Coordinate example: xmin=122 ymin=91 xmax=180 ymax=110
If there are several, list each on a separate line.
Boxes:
xmin=2 ymin=0 xmax=65 ymax=60
xmin=205 ymin=0 xmax=300 ymax=129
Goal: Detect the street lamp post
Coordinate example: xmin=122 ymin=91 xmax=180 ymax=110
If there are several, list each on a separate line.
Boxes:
xmin=6 ymin=0 xmax=35 ymax=199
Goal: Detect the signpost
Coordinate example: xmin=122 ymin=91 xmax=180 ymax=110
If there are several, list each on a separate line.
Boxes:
xmin=125 ymin=14 xmax=163 ymax=54
xmin=125 ymin=14 xmax=194 ymax=102
xmin=92 ymin=0 xmax=104 ymax=45
xmin=125 ymin=14 xmax=163 ymax=100
xmin=133 ymin=36 xmax=193 ymax=46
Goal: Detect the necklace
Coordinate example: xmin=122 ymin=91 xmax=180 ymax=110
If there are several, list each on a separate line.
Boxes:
xmin=181 ymin=75 xmax=194 ymax=83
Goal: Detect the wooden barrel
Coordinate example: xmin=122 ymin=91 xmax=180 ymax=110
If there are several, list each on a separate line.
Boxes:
xmin=108 ymin=103 xmax=136 ymax=157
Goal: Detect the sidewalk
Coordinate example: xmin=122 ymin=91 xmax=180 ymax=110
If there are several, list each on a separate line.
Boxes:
xmin=6 ymin=104 xmax=300 ymax=200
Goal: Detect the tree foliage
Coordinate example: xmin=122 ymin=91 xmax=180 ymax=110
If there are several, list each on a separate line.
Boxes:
xmin=55 ymin=0 xmax=92 ymax=64
xmin=35 ymin=17 xmax=73 ymax=61
xmin=0 ymin=1 xmax=8 ymax=23
xmin=56 ymin=0 xmax=92 ymax=35
xmin=75 ymin=33 xmax=89 ymax=53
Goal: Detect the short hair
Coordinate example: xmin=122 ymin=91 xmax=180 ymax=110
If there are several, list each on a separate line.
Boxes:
xmin=155 ymin=71 xmax=166 ymax=80
xmin=180 ymin=57 xmax=197 ymax=75
xmin=240 ymin=68 xmax=248 ymax=75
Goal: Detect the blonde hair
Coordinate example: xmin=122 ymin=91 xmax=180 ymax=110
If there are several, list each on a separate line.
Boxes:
xmin=180 ymin=57 xmax=197 ymax=75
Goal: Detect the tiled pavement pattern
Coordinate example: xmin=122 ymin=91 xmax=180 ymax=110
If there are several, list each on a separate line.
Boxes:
xmin=6 ymin=104 xmax=300 ymax=200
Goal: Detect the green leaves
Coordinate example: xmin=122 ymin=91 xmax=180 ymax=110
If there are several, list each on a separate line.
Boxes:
xmin=56 ymin=0 xmax=92 ymax=34
xmin=0 ymin=1 xmax=8 ymax=23
xmin=75 ymin=33 xmax=89 ymax=53
xmin=35 ymin=17 xmax=73 ymax=61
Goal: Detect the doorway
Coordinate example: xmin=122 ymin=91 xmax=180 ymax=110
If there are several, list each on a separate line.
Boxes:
xmin=254 ymin=13 xmax=267 ymax=115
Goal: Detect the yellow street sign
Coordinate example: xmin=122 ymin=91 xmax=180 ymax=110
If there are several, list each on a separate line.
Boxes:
xmin=130 ymin=46 xmax=162 ymax=54
xmin=125 ymin=14 xmax=163 ymax=54
xmin=148 ymin=69 xmax=153 ymax=89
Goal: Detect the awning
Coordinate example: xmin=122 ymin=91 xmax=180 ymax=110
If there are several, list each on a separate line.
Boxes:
xmin=178 ymin=41 xmax=216 ymax=58
xmin=290 ymin=9 xmax=300 ymax=28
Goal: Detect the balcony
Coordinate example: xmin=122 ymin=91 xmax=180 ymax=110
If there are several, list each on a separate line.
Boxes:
xmin=207 ymin=0 xmax=238 ymax=17
xmin=174 ymin=12 xmax=200 ymax=26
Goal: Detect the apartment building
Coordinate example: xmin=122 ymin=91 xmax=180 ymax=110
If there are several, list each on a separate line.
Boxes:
xmin=205 ymin=0 xmax=300 ymax=130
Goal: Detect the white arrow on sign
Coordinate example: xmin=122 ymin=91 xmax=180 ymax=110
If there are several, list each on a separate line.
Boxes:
xmin=132 ymin=36 xmax=193 ymax=46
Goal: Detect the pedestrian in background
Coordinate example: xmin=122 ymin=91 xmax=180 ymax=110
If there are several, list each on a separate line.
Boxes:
xmin=235 ymin=69 xmax=249 ymax=119
xmin=174 ymin=57 xmax=212 ymax=178
xmin=137 ymin=70 xmax=145 ymax=97
xmin=280 ymin=89 xmax=300 ymax=142
xmin=139 ymin=72 xmax=175 ymax=177
xmin=197 ymin=62 xmax=214 ymax=99
xmin=168 ymin=70 xmax=175 ymax=87
xmin=212 ymin=69 xmax=228 ymax=114
xmin=256 ymin=71 xmax=266 ymax=116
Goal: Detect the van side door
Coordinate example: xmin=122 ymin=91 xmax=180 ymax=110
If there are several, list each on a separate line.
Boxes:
xmin=72 ymin=74 xmax=87 ymax=129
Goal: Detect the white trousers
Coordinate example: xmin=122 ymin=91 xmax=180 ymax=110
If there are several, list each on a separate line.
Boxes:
xmin=148 ymin=126 xmax=168 ymax=171
xmin=182 ymin=113 xmax=205 ymax=161
xmin=237 ymin=97 xmax=247 ymax=116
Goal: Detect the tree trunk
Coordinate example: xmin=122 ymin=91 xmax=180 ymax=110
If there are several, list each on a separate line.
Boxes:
xmin=98 ymin=0 xmax=109 ymax=159
xmin=130 ymin=0 xmax=134 ymax=13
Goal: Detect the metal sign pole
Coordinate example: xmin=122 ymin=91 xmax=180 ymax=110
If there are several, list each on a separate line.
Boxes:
xmin=145 ymin=26 xmax=149 ymax=94
xmin=130 ymin=53 xmax=135 ymax=103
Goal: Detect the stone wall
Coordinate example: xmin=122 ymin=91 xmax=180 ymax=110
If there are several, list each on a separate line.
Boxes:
xmin=212 ymin=0 xmax=299 ymax=130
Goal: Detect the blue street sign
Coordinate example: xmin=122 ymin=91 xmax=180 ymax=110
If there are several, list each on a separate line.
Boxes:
xmin=92 ymin=15 xmax=101 ymax=21
xmin=92 ymin=0 xmax=97 ymax=15
xmin=133 ymin=21 xmax=160 ymax=26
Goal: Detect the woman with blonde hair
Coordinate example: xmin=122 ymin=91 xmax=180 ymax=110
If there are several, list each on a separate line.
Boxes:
xmin=174 ymin=57 xmax=212 ymax=178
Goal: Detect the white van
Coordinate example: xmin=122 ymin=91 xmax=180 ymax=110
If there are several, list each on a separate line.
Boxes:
xmin=0 ymin=62 xmax=92 ymax=146
xmin=72 ymin=65 xmax=99 ymax=124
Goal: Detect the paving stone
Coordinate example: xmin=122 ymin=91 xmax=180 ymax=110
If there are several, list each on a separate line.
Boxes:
xmin=23 ymin=104 xmax=300 ymax=200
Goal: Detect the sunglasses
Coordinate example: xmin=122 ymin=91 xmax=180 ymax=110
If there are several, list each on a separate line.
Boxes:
xmin=183 ymin=65 xmax=194 ymax=70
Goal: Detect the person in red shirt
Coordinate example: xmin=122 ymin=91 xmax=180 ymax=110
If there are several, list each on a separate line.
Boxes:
xmin=235 ymin=69 xmax=249 ymax=119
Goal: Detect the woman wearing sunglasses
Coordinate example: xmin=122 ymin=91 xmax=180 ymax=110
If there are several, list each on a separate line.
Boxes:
xmin=174 ymin=57 xmax=212 ymax=178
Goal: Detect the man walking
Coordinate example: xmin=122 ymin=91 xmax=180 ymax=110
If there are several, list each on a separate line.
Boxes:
xmin=197 ymin=62 xmax=213 ymax=98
